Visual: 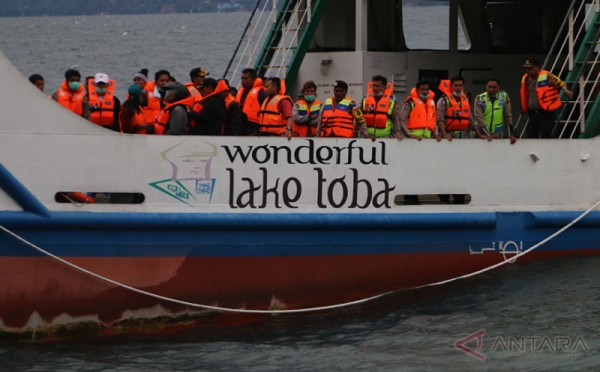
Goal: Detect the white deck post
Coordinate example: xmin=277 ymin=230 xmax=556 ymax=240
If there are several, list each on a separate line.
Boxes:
xmin=449 ymin=0 xmax=458 ymax=52
xmin=356 ymin=0 xmax=367 ymax=52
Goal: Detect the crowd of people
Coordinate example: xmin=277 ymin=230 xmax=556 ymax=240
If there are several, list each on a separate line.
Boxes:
xmin=27 ymin=58 xmax=572 ymax=144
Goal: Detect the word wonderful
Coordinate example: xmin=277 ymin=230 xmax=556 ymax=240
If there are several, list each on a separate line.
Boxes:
xmin=222 ymin=140 xmax=388 ymax=166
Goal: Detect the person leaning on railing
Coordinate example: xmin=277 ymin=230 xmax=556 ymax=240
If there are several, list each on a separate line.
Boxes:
xmin=520 ymin=59 xmax=573 ymax=138
xmin=473 ymin=78 xmax=517 ymax=144
xmin=316 ymin=80 xmax=373 ymax=140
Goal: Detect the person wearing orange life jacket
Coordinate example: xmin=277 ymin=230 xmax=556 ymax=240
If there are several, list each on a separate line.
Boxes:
xmin=520 ymin=59 xmax=573 ymax=138
xmin=87 ymin=73 xmax=120 ymax=132
xmin=361 ymin=75 xmax=404 ymax=140
xmin=437 ymin=76 xmax=488 ymax=141
xmin=186 ymin=67 xmax=209 ymax=99
xmin=188 ymin=78 xmax=228 ymax=136
xmin=119 ymin=84 xmax=154 ymax=134
xmin=257 ymin=77 xmax=294 ymax=139
xmin=292 ymin=80 xmax=321 ymax=137
xmin=398 ymin=80 xmax=440 ymax=141
xmin=222 ymin=79 xmax=243 ymax=136
xmin=316 ymin=80 xmax=371 ymax=139
xmin=141 ymin=69 xmax=171 ymax=135
xmin=236 ymin=68 xmax=267 ymax=135
xmin=52 ymin=69 xmax=90 ymax=119
xmin=157 ymin=83 xmax=192 ymax=135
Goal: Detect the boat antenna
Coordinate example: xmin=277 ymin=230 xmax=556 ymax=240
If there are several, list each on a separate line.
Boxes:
xmin=222 ymin=0 xmax=263 ymax=79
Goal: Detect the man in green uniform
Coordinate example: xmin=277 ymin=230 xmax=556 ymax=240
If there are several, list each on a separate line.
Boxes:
xmin=474 ymin=78 xmax=517 ymax=144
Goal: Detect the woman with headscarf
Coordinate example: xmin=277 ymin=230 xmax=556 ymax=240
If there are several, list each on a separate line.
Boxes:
xmin=119 ymin=84 xmax=154 ymax=134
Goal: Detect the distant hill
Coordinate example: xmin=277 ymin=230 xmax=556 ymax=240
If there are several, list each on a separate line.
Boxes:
xmin=0 ymin=0 xmax=443 ymax=17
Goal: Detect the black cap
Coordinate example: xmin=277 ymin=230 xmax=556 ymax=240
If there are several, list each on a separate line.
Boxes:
xmin=333 ymin=80 xmax=348 ymax=90
xmin=523 ymin=59 xmax=542 ymax=68
xmin=189 ymin=67 xmax=209 ymax=79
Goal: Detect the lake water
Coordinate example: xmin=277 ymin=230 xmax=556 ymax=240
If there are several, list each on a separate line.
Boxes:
xmin=0 ymin=6 xmax=467 ymax=99
xmin=1 ymin=8 xmax=599 ymax=372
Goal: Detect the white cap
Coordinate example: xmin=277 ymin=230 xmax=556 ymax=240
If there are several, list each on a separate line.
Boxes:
xmin=95 ymin=73 xmax=109 ymax=84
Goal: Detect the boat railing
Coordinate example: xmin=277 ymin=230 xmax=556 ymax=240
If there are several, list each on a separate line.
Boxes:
xmin=228 ymin=0 xmax=311 ymax=85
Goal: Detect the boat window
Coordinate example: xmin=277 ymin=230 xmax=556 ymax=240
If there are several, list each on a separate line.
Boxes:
xmin=55 ymin=192 xmax=145 ymax=205
xmin=402 ymin=1 xmax=469 ymax=51
xmin=394 ymin=194 xmax=472 ymax=206
xmin=311 ymin=0 xmax=356 ymax=52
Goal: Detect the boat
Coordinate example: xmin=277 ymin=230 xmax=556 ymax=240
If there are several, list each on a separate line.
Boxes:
xmin=2 ymin=0 xmax=600 ymax=341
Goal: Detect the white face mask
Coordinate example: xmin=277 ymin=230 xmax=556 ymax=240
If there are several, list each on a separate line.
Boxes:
xmin=453 ymin=91 xmax=463 ymax=97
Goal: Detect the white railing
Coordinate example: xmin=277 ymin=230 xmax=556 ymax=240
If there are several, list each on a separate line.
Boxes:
xmin=229 ymin=0 xmax=311 ymax=86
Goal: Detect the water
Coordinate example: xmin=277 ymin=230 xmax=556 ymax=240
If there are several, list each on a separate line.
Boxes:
xmin=1 ymin=9 xmax=599 ymax=371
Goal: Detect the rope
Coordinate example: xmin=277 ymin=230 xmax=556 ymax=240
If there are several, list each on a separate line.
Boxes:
xmin=2 ymin=200 xmax=599 ymax=314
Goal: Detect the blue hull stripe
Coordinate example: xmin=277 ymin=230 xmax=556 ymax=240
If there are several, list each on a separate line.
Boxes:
xmin=0 ymin=164 xmax=50 ymax=218
xmin=0 ymin=211 xmax=599 ymax=258
xmin=0 ymin=211 xmax=496 ymax=230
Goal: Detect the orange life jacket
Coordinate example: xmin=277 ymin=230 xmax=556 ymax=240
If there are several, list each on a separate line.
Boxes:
xmin=119 ymin=109 xmax=147 ymax=134
xmin=439 ymin=80 xmax=470 ymax=132
xmin=320 ymin=97 xmax=355 ymax=138
xmin=87 ymin=79 xmax=116 ymax=127
xmin=363 ymin=82 xmax=395 ymax=129
xmin=56 ymin=81 xmax=85 ymax=116
xmin=142 ymin=81 xmax=165 ymax=134
xmin=190 ymin=80 xmax=230 ymax=132
xmin=293 ymin=98 xmax=322 ymax=137
xmin=405 ymin=88 xmax=436 ymax=132
xmin=156 ymin=96 xmax=195 ymax=129
xmin=224 ymin=93 xmax=236 ymax=110
xmin=520 ymin=70 xmax=562 ymax=113
xmin=258 ymin=94 xmax=294 ymax=135
xmin=236 ymin=78 xmax=264 ymax=123
xmin=185 ymin=82 xmax=204 ymax=115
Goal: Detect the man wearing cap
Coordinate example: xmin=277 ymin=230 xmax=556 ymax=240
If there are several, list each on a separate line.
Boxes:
xmin=187 ymin=67 xmax=209 ymax=97
xmin=52 ymin=69 xmax=90 ymax=119
xmin=316 ymin=80 xmax=371 ymax=139
xmin=87 ymin=73 xmax=120 ymax=131
xmin=520 ymin=59 xmax=573 ymax=138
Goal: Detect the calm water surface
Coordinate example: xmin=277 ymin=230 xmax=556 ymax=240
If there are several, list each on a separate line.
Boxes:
xmin=0 ymin=9 xmax=598 ymax=372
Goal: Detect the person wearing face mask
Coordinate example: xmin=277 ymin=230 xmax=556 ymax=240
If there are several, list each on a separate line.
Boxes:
xmin=52 ymin=69 xmax=90 ymax=119
xmin=141 ymin=69 xmax=171 ymax=135
xmin=292 ymin=81 xmax=321 ymax=137
xmin=398 ymin=80 xmax=440 ymax=142
xmin=474 ymin=78 xmax=516 ymax=144
xmin=361 ymin=75 xmax=403 ymax=140
xmin=87 ymin=73 xmax=120 ymax=131
xmin=437 ymin=76 xmax=488 ymax=141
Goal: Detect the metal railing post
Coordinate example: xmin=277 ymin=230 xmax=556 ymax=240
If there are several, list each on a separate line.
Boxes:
xmin=568 ymin=9 xmax=574 ymax=71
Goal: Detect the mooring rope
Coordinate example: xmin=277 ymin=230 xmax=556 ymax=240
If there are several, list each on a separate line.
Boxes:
xmin=2 ymin=200 xmax=599 ymax=314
